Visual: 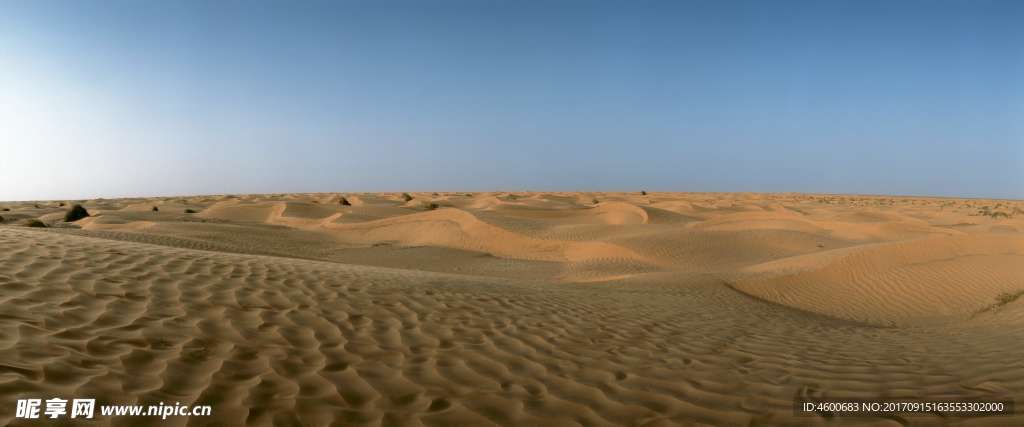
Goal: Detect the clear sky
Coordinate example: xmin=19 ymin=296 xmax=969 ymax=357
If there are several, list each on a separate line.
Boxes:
xmin=2 ymin=0 xmax=1022 ymax=201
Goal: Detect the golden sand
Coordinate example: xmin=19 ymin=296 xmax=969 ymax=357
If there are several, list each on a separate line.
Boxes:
xmin=1 ymin=192 xmax=1022 ymax=426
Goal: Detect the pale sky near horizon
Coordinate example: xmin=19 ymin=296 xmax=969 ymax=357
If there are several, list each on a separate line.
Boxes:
xmin=1 ymin=0 xmax=1022 ymax=201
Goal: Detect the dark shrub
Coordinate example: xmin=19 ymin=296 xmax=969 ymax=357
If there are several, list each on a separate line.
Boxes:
xmin=64 ymin=204 xmax=90 ymax=222
xmin=25 ymin=219 xmax=47 ymax=228
xmin=402 ymin=193 xmax=413 ymax=202
xmin=59 ymin=202 xmax=66 ymax=207
xmin=152 ymin=206 xmax=159 ymax=212
xmin=0 ymin=215 xmax=4 ymax=222
xmin=185 ymin=209 xmax=198 ymax=214
xmin=592 ymin=198 xmax=600 ymax=204
xmin=339 ymin=196 xmax=351 ymax=206
xmin=996 ymin=290 xmax=1024 ymax=306
xmin=641 ymin=190 xmax=647 ymax=196
xmin=426 ymin=203 xmax=440 ymax=210
xmin=1 ymin=208 xmax=9 ymax=211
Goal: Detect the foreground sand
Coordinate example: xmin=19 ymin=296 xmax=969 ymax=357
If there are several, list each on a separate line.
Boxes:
xmin=1 ymin=192 xmax=1023 ymax=426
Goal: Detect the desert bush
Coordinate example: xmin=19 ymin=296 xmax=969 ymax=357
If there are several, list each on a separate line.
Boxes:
xmin=426 ymin=203 xmax=440 ymax=210
xmin=975 ymin=289 xmax=1024 ymax=315
xmin=64 ymin=204 xmax=90 ymax=222
xmin=402 ymin=193 xmax=413 ymax=202
xmin=592 ymin=198 xmax=600 ymax=204
xmin=339 ymin=196 xmax=351 ymax=206
xmin=24 ymin=219 xmax=46 ymax=228
xmin=995 ymin=290 xmax=1024 ymax=308
xmin=0 ymin=215 xmax=4 ymax=222
xmin=641 ymin=190 xmax=647 ymax=196
xmin=185 ymin=209 xmax=198 ymax=214
xmin=1 ymin=207 xmax=9 ymax=211
xmin=58 ymin=202 xmax=66 ymax=207
xmin=152 ymin=206 xmax=159 ymax=212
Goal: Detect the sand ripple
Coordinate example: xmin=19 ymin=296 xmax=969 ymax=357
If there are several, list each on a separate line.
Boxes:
xmin=2 ymin=228 xmax=1023 ymax=426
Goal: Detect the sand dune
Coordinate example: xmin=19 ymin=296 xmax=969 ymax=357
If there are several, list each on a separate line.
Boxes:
xmin=324 ymin=207 xmax=651 ymax=267
xmin=732 ymin=234 xmax=1024 ymax=326
xmin=197 ymin=200 xmax=280 ymax=223
xmin=1 ymin=192 xmax=1023 ymax=425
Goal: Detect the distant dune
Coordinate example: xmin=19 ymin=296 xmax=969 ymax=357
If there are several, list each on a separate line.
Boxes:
xmin=1 ymin=192 xmax=1023 ymax=425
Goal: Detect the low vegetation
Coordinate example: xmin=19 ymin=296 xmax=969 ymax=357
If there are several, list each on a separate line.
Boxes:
xmin=185 ymin=209 xmax=198 ymax=214
xmin=402 ymin=193 xmax=414 ymax=202
xmin=152 ymin=206 xmax=159 ymax=212
xmin=975 ymin=289 xmax=1024 ymax=316
xmin=339 ymin=196 xmax=351 ymax=206
xmin=973 ymin=205 xmax=1014 ymax=219
xmin=426 ymin=203 xmax=440 ymax=210
xmin=995 ymin=290 xmax=1024 ymax=307
xmin=64 ymin=204 xmax=90 ymax=222
xmin=641 ymin=190 xmax=647 ymax=196
xmin=24 ymin=219 xmax=46 ymax=228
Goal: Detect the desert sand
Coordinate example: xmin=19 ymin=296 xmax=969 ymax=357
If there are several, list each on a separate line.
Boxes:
xmin=1 ymin=192 xmax=1023 ymax=426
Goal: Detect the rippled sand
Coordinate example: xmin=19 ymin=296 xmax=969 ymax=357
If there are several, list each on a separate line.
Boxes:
xmin=1 ymin=192 xmax=1023 ymax=426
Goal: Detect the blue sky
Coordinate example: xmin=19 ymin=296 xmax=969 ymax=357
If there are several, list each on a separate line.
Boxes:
xmin=1 ymin=0 xmax=1021 ymax=200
